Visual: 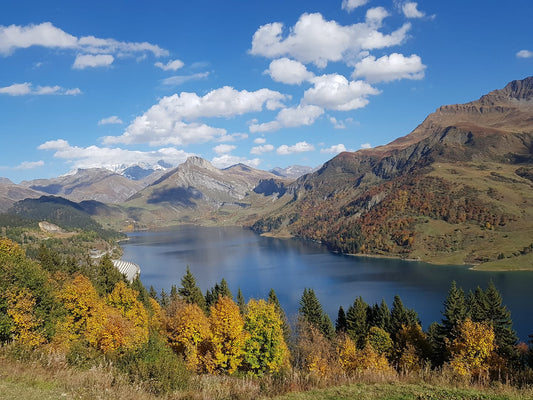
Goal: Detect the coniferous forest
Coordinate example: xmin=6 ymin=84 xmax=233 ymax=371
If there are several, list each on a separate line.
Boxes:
xmin=1 ymin=236 xmax=533 ymax=399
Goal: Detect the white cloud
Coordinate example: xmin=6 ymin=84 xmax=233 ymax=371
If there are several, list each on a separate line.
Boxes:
xmin=329 ymin=116 xmax=354 ymax=129
xmin=342 ymin=0 xmax=369 ymax=12
xmin=15 ymin=160 xmax=45 ymax=170
xmin=366 ymin=7 xmax=390 ymax=26
xmin=250 ymin=144 xmax=274 ymax=155
xmin=352 ymin=53 xmax=426 ymax=83
xmin=304 ymin=74 xmax=380 ymax=110
xmin=105 ymin=86 xmax=287 ymax=146
xmin=320 ymin=144 xmax=347 ymax=154
xmin=402 ymin=2 xmax=425 ymax=18
xmin=254 ymin=137 xmax=267 ymax=144
xmin=162 ymin=72 xmax=210 ymax=86
xmin=361 ymin=142 xmax=372 ymax=149
xmin=265 ymin=58 xmax=314 ymax=84
xmin=155 ymin=59 xmax=184 ymax=71
xmin=0 ymin=22 xmax=168 ymax=64
xmin=73 ymin=54 xmax=114 ymax=69
xmin=250 ymin=12 xmax=411 ymax=68
xmin=249 ymin=104 xmax=324 ymax=133
xmin=213 ymin=144 xmax=236 ymax=155
xmin=211 ymin=154 xmax=261 ymax=169
xmin=277 ymin=141 xmax=315 ymax=155
xmin=516 ymin=49 xmax=533 ymax=59
xmin=0 ymin=82 xmax=81 ymax=96
xmin=38 ymin=139 xmax=193 ymax=170
xmin=98 ymin=116 xmax=123 ymax=125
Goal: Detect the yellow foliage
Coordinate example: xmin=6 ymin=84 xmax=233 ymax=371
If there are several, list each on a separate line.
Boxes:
xmin=337 ymin=334 xmax=391 ymax=374
xmin=0 ymin=238 xmax=25 ymax=260
xmin=209 ymin=296 xmax=248 ymax=374
xmin=295 ymin=321 xmax=339 ymax=377
xmin=448 ymin=318 xmax=496 ymax=380
xmin=164 ymin=300 xmax=212 ymax=372
xmin=6 ymin=287 xmax=46 ymax=347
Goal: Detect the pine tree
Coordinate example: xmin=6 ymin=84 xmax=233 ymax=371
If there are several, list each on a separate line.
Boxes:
xmin=299 ymin=288 xmax=333 ymax=339
xmin=160 ymin=288 xmax=169 ymax=308
xmin=96 ymin=254 xmax=124 ymax=295
xmin=218 ymin=278 xmax=233 ymax=299
xmin=178 ymin=266 xmax=206 ymax=311
xmin=148 ymin=285 xmax=158 ymax=301
xmin=346 ymin=297 xmax=369 ymax=348
xmin=237 ymin=288 xmax=246 ymax=315
xmin=170 ymin=284 xmax=179 ymax=302
xmin=483 ymin=281 xmax=518 ymax=359
xmin=390 ymin=295 xmax=418 ymax=337
xmin=467 ymin=287 xmax=487 ymax=323
xmin=268 ymin=288 xmax=290 ymax=341
xmin=441 ymin=281 xmax=468 ymax=343
xmin=368 ymin=299 xmax=390 ymax=331
xmin=335 ymin=306 xmax=347 ymax=333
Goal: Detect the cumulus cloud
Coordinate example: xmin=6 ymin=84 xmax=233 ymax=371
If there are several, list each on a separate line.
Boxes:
xmin=73 ymin=54 xmax=114 ymax=69
xmin=105 ymin=86 xmax=287 ymax=146
xmin=304 ymin=74 xmax=380 ymax=110
xmin=211 ymin=154 xmax=261 ymax=169
xmin=402 ymin=2 xmax=425 ymax=18
xmin=0 ymin=22 xmax=168 ymax=65
xmin=254 ymin=137 xmax=267 ymax=144
xmin=320 ymin=144 xmax=347 ymax=154
xmin=277 ymin=141 xmax=315 ymax=155
xmin=342 ymin=0 xmax=369 ymax=12
xmin=162 ymin=72 xmax=210 ymax=86
xmin=352 ymin=53 xmax=426 ymax=83
xmin=250 ymin=144 xmax=274 ymax=155
xmin=249 ymin=104 xmax=324 ymax=133
xmin=213 ymin=144 xmax=236 ymax=155
xmin=361 ymin=142 xmax=372 ymax=149
xmin=265 ymin=58 xmax=314 ymax=84
xmin=15 ymin=160 xmax=45 ymax=170
xmin=366 ymin=7 xmax=390 ymax=26
xmin=250 ymin=12 xmax=411 ymax=68
xmin=155 ymin=59 xmax=184 ymax=71
xmin=329 ymin=116 xmax=354 ymax=129
xmin=98 ymin=116 xmax=123 ymax=125
xmin=516 ymin=49 xmax=533 ymax=59
xmin=38 ymin=139 xmax=193 ymax=170
xmin=0 ymin=82 xmax=81 ymax=96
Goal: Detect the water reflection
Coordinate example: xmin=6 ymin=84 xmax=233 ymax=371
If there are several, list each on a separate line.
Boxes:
xmin=121 ymin=226 xmax=533 ymax=342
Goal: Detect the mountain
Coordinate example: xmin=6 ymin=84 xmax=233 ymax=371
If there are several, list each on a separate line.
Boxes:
xmin=0 ymin=179 xmax=45 ymax=212
xmin=251 ymin=77 xmax=533 ymax=269
xmin=270 ymin=165 xmax=315 ymax=179
xmin=20 ymin=168 xmax=144 ymax=204
xmin=121 ymin=156 xmax=290 ymax=228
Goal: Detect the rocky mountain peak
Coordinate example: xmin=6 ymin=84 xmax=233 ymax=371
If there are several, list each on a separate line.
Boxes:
xmin=183 ymin=156 xmax=216 ymax=170
xmin=479 ymin=76 xmax=533 ymax=104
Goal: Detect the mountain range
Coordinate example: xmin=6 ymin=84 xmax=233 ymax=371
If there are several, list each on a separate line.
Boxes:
xmin=2 ymin=76 xmax=532 ymax=269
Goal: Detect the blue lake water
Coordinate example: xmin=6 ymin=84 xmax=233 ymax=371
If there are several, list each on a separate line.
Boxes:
xmin=121 ymin=225 xmax=533 ymax=342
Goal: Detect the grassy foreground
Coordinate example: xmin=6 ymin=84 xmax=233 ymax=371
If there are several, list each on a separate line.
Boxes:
xmin=2 ymin=354 xmax=532 ymax=400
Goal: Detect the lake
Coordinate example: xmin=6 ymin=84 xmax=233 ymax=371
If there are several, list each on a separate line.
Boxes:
xmin=121 ymin=225 xmax=533 ymax=342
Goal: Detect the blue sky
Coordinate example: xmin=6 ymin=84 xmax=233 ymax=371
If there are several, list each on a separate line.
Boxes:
xmin=1 ymin=0 xmax=532 ymax=183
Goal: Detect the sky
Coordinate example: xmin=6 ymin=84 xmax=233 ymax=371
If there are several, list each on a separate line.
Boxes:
xmin=1 ymin=0 xmax=532 ymax=183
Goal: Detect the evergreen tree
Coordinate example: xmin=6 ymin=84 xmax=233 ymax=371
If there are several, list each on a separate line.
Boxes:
xmin=131 ymin=275 xmax=150 ymax=308
xmin=268 ymin=288 xmax=290 ymax=340
xmin=367 ymin=299 xmax=391 ymax=332
xmin=170 ymin=284 xmax=179 ymax=302
xmin=335 ymin=305 xmax=347 ymax=333
xmin=148 ymin=285 xmax=158 ymax=301
xmin=96 ymin=254 xmax=124 ymax=295
xmin=160 ymin=288 xmax=169 ymax=308
xmin=441 ymin=281 xmax=468 ymax=343
xmin=178 ymin=266 xmax=206 ymax=310
xmin=346 ymin=296 xmax=369 ymax=348
xmin=484 ymin=281 xmax=518 ymax=359
xmin=299 ymin=288 xmax=333 ymax=339
xmin=218 ymin=278 xmax=233 ymax=299
xmin=467 ymin=286 xmax=487 ymax=323
xmin=390 ymin=295 xmax=418 ymax=337
xmin=237 ymin=288 xmax=246 ymax=315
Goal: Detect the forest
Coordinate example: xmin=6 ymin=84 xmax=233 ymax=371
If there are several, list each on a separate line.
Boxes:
xmin=1 ymin=236 xmax=533 ymax=399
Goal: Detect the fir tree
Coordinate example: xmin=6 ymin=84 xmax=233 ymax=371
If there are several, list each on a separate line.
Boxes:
xmin=96 ymin=254 xmax=124 ymax=295
xmin=299 ymin=288 xmax=333 ymax=338
xmin=335 ymin=305 xmax=347 ymax=333
xmin=148 ymin=285 xmax=158 ymax=301
xmin=160 ymin=288 xmax=169 ymax=308
xmin=467 ymin=286 xmax=487 ymax=323
xmin=367 ymin=299 xmax=391 ymax=332
xmin=218 ymin=278 xmax=233 ymax=299
xmin=131 ymin=275 xmax=150 ymax=308
xmin=237 ymin=288 xmax=246 ymax=315
xmin=346 ymin=296 xmax=369 ymax=348
xmin=178 ymin=266 xmax=206 ymax=310
xmin=441 ymin=281 xmax=468 ymax=342
xmin=390 ymin=295 xmax=418 ymax=337
xmin=484 ymin=281 xmax=518 ymax=359
xmin=268 ymin=288 xmax=290 ymax=340
xmin=170 ymin=284 xmax=178 ymax=302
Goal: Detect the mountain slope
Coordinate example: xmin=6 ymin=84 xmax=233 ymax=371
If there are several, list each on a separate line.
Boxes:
xmin=251 ymin=77 xmax=533 ymax=269
xmin=121 ymin=156 xmax=291 ymax=228
xmin=21 ymin=168 xmax=144 ymax=204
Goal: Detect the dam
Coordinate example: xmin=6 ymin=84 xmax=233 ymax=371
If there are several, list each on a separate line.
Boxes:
xmin=112 ymin=259 xmax=140 ymax=282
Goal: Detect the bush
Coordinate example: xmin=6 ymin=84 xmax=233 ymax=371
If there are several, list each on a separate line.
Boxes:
xmin=116 ymin=334 xmax=191 ymax=395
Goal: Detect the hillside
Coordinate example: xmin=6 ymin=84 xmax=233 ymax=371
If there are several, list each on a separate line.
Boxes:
xmin=251 ymin=77 xmax=533 ymax=270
